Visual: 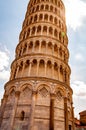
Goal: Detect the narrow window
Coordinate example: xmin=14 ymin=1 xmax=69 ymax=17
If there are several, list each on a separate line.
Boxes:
xmin=20 ymin=111 xmax=25 ymax=121
xmin=69 ymin=125 xmax=71 ymax=130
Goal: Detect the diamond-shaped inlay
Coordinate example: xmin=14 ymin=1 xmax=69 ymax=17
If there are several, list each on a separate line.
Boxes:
xmin=39 ymin=87 xmax=48 ymax=97
xmin=56 ymin=91 xmax=63 ymax=100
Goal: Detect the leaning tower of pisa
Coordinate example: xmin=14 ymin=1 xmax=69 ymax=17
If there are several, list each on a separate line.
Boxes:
xmin=0 ymin=0 xmax=75 ymax=130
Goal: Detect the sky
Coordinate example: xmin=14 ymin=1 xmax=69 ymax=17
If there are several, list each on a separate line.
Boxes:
xmin=0 ymin=0 xmax=86 ymax=118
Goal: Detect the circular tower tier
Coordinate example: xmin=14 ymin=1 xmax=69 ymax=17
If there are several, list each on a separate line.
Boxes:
xmin=10 ymin=0 xmax=70 ymax=86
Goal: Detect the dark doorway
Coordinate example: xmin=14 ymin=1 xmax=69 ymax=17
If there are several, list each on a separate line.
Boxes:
xmin=69 ymin=125 xmax=71 ymax=130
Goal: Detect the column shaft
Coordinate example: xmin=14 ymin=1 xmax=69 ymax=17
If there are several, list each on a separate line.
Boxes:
xmin=50 ymin=95 xmax=54 ymax=130
xmin=28 ymin=62 xmax=32 ymax=76
xmin=28 ymin=91 xmax=36 ymax=130
xmin=64 ymin=97 xmax=68 ymax=130
xmin=72 ymin=106 xmax=75 ymax=130
xmin=0 ymin=95 xmax=8 ymax=128
xmin=9 ymin=91 xmax=20 ymax=130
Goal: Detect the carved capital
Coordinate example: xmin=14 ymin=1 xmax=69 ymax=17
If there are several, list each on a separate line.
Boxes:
xmin=50 ymin=93 xmax=56 ymax=100
xmin=64 ymin=97 xmax=68 ymax=103
xmin=32 ymin=90 xmax=37 ymax=95
xmin=4 ymin=94 xmax=8 ymax=99
xmin=15 ymin=91 xmax=20 ymax=97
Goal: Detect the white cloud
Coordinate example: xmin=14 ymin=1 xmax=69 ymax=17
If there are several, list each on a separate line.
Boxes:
xmin=0 ymin=47 xmax=10 ymax=80
xmin=71 ymin=80 xmax=86 ymax=118
xmin=71 ymin=80 xmax=86 ymax=98
xmin=0 ymin=70 xmax=10 ymax=80
xmin=0 ymin=51 xmax=9 ymax=71
xmin=75 ymin=53 xmax=84 ymax=61
xmin=63 ymin=0 xmax=86 ymax=30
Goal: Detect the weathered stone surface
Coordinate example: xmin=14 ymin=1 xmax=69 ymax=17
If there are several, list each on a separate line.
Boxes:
xmin=0 ymin=0 xmax=75 ymax=130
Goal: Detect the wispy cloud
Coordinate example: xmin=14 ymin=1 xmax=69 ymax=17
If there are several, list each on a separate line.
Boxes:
xmin=71 ymin=80 xmax=86 ymax=118
xmin=75 ymin=53 xmax=84 ymax=62
xmin=63 ymin=0 xmax=86 ymax=30
xmin=0 ymin=46 xmax=10 ymax=80
xmin=71 ymin=80 xmax=86 ymax=98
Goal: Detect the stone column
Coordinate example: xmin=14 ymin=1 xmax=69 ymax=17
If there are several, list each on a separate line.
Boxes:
xmin=9 ymin=91 xmax=20 ymax=130
xmin=52 ymin=45 xmax=54 ymax=56
xmin=63 ymin=69 xmax=65 ymax=82
xmin=52 ymin=63 xmax=54 ymax=79
xmin=37 ymin=61 xmax=39 ymax=76
xmin=10 ymin=69 xmax=13 ymax=80
xmin=21 ymin=62 xmax=25 ymax=77
xmin=58 ymin=66 xmax=60 ymax=80
xmin=45 ymin=62 xmax=47 ymax=77
xmin=46 ymin=43 xmax=48 ymax=54
xmin=39 ymin=42 xmax=41 ymax=53
xmin=50 ymin=94 xmax=55 ymax=130
xmin=71 ymin=103 xmax=75 ymax=130
xmin=21 ymin=45 xmax=24 ymax=56
xmin=0 ymin=94 xmax=8 ymax=128
xmin=32 ymin=42 xmax=35 ymax=53
xmin=28 ymin=91 xmax=37 ymax=130
xmin=15 ymin=65 xmax=19 ymax=78
xmin=64 ymin=97 xmax=68 ymax=130
xmin=28 ymin=61 xmax=32 ymax=76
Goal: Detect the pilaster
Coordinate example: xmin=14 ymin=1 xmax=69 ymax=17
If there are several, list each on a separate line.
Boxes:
xmin=8 ymin=91 xmax=20 ymax=130
xmin=64 ymin=97 xmax=68 ymax=130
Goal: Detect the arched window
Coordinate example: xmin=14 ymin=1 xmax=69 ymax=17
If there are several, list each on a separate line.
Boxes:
xmin=41 ymin=4 xmax=44 ymax=10
xmin=59 ymin=32 xmax=61 ymax=41
xmin=54 ymin=62 xmax=58 ymax=70
xmin=35 ymin=40 xmax=40 ymax=46
xmin=55 ymin=8 xmax=57 ymax=13
xmin=54 ymin=29 xmax=58 ymax=37
xmin=43 ymin=26 xmax=47 ymax=32
xmin=47 ymin=60 xmax=52 ymax=68
xmin=32 ymin=59 xmax=37 ymax=66
xmin=48 ymin=42 xmax=52 ymax=49
xmin=39 ymin=60 xmax=45 ymax=67
xmin=34 ymin=15 xmax=37 ymax=22
xmin=29 ymin=16 xmax=33 ymax=24
xmin=32 ymin=26 xmax=36 ymax=35
xmin=44 ymin=14 xmax=48 ymax=21
xmin=60 ymin=65 xmax=63 ymax=74
xmin=36 ymin=5 xmax=39 ymax=11
xmin=59 ymin=20 xmax=61 ymax=28
xmin=39 ymin=14 xmax=43 ymax=21
xmin=49 ymin=27 xmax=53 ymax=35
xmin=29 ymin=41 xmax=33 ymax=49
xmin=49 ymin=15 xmax=53 ymax=22
xmin=50 ymin=5 xmax=53 ymax=12
xmin=27 ymin=28 xmax=30 ymax=37
xmin=23 ymin=43 xmax=27 ymax=53
xmin=19 ymin=61 xmax=23 ymax=71
xmin=32 ymin=7 xmax=35 ymax=13
xmin=25 ymin=60 xmax=30 ymax=68
xmin=45 ymin=5 xmax=49 ymax=10
xmin=35 ymin=40 xmax=39 ymax=49
xmin=37 ymin=25 xmax=41 ymax=33
xmin=54 ymin=17 xmax=57 ymax=24
xmin=20 ymin=111 xmax=25 ymax=121
xmin=54 ymin=44 xmax=58 ymax=52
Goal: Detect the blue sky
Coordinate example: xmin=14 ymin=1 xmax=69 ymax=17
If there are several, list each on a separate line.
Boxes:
xmin=0 ymin=0 xmax=86 ymax=118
